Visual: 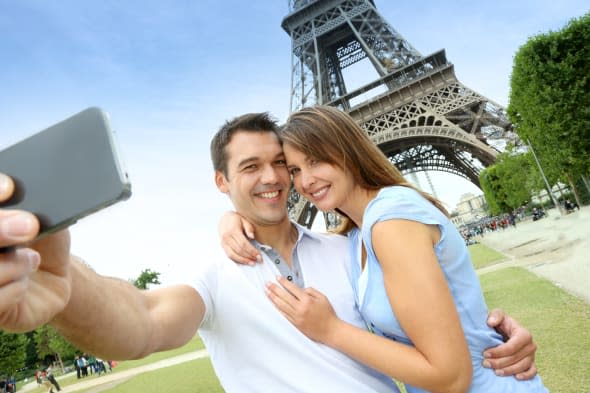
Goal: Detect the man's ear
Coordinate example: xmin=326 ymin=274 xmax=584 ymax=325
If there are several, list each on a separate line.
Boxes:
xmin=215 ymin=171 xmax=229 ymax=193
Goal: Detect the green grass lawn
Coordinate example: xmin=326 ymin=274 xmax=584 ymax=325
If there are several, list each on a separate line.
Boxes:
xmin=481 ymin=267 xmax=590 ymax=392
xmin=468 ymin=243 xmax=507 ymax=269
xmin=71 ymin=358 xmax=223 ymax=393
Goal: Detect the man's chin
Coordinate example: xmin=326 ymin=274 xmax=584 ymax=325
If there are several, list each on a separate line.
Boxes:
xmin=256 ymin=212 xmax=290 ymax=226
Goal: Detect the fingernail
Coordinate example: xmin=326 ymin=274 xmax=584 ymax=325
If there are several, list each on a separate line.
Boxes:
xmin=24 ymin=249 xmax=41 ymax=271
xmin=247 ymin=231 xmax=254 ymax=239
xmin=1 ymin=214 xmax=36 ymax=239
xmin=495 ymin=369 xmax=504 ymax=376
xmin=256 ymin=255 xmax=262 ymax=263
xmin=487 ymin=316 xmax=497 ymax=324
xmin=482 ymin=360 xmax=491 ymax=368
xmin=0 ymin=174 xmax=10 ymax=195
xmin=483 ymin=351 xmax=491 ymax=358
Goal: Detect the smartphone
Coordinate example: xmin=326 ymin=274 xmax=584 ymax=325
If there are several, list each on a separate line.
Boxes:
xmin=0 ymin=107 xmax=132 ymax=238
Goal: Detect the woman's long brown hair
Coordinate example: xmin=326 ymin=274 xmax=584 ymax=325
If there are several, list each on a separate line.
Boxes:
xmin=281 ymin=105 xmax=448 ymax=234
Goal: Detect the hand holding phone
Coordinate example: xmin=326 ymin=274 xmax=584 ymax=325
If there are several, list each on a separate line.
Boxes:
xmin=0 ymin=107 xmax=132 ymax=239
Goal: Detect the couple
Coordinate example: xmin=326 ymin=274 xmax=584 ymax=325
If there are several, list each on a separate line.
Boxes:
xmin=0 ymin=107 xmax=545 ymax=392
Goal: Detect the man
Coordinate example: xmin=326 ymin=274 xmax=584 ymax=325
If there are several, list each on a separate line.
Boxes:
xmin=45 ymin=365 xmax=61 ymax=392
xmin=0 ymin=113 xmax=536 ymax=392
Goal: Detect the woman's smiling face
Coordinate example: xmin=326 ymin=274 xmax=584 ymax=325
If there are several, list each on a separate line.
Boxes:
xmin=284 ymin=143 xmax=356 ymax=213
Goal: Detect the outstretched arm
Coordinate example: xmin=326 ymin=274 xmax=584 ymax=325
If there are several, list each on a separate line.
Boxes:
xmin=51 ymin=260 xmax=204 ymax=359
xmin=0 ymin=173 xmax=205 ymax=359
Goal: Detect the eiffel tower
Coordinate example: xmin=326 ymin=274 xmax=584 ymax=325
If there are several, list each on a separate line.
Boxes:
xmin=282 ymin=0 xmax=518 ymax=228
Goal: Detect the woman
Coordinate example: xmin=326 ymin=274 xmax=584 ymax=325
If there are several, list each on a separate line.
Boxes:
xmin=223 ymin=106 xmax=548 ymax=393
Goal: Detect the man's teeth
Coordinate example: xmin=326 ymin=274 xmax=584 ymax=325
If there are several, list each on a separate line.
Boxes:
xmin=260 ymin=191 xmax=279 ymax=199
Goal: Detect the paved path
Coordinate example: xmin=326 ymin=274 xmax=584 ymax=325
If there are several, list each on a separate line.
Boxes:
xmin=20 ymin=350 xmax=209 ymax=393
xmin=476 ymin=206 xmax=590 ymax=303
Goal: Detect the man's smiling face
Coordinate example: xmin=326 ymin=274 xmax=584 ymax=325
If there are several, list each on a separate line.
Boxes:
xmin=215 ymin=130 xmax=290 ymax=227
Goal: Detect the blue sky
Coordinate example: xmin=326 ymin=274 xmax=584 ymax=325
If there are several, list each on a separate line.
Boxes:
xmin=0 ymin=0 xmax=587 ymax=283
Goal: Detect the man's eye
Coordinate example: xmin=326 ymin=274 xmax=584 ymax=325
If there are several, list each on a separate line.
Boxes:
xmin=243 ymin=164 xmax=257 ymax=171
xmin=275 ymin=159 xmax=287 ymax=166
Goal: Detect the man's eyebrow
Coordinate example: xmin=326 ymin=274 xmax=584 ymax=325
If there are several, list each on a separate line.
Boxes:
xmin=237 ymin=152 xmax=285 ymax=168
xmin=237 ymin=157 xmax=258 ymax=168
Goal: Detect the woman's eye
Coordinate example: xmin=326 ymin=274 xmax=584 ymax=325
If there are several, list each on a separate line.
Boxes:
xmin=289 ymin=167 xmax=300 ymax=176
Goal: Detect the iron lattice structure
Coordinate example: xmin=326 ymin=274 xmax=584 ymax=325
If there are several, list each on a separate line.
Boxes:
xmin=283 ymin=0 xmax=518 ymax=227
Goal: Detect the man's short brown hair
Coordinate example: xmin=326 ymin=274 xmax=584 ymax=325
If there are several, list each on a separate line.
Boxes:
xmin=210 ymin=112 xmax=280 ymax=176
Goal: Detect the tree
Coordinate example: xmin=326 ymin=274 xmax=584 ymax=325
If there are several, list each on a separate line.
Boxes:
xmin=132 ymin=268 xmax=161 ymax=290
xmin=480 ymin=148 xmax=542 ymax=215
xmin=480 ymin=165 xmax=506 ymax=216
xmin=34 ymin=325 xmax=78 ymax=372
xmin=508 ymin=12 xmax=590 ymax=204
xmin=24 ymin=331 xmax=39 ymax=370
xmin=0 ymin=331 xmax=27 ymax=376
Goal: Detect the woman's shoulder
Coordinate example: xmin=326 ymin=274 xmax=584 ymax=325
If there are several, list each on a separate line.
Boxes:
xmin=364 ymin=186 xmax=443 ymax=227
xmin=368 ymin=186 xmax=430 ymax=214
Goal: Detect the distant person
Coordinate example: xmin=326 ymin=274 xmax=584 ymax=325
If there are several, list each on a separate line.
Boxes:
xmin=96 ymin=358 xmax=107 ymax=375
xmin=564 ymin=199 xmax=579 ymax=212
xmin=79 ymin=355 xmax=89 ymax=377
xmin=509 ymin=212 xmax=517 ymax=227
xmin=73 ymin=356 xmax=81 ymax=379
xmin=39 ymin=370 xmax=53 ymax=393
xmin=87 ymin=355 xmax=96 ymax=375
xmin=532 ymin=207 xmax=545 ymax=221
xmin=45 ymin=366 xmax=61 ymax=392
xmin=5 ymin=376 xmax=15 ymax=393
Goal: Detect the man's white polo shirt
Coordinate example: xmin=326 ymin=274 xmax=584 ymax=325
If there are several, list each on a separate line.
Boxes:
xmin=194 ymin=223 xmax=398 ymax=393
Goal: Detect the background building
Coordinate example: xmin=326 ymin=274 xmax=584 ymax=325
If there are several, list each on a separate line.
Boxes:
xmin=451 ymin=193 xmax=488 ymax=226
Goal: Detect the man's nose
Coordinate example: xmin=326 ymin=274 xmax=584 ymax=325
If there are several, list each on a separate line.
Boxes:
xmin=260 ymin=165 xmax=280 ymax=183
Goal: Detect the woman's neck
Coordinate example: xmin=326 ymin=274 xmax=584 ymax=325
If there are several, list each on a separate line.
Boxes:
xmin=339 ymin=186 xmax=381 ymax=228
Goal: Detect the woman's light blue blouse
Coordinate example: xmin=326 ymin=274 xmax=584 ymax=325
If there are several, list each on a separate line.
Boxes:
xmin=348 ymin=186 xmax=548 ymax=392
